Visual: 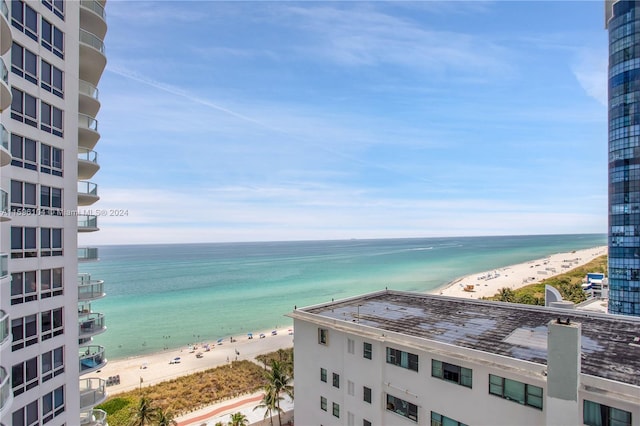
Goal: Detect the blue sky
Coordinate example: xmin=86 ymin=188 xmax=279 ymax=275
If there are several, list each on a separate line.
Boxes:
xmin=83 ymin=1 xmax=608 ymax=245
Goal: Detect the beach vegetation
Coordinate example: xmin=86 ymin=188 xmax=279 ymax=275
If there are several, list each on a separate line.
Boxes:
xmin=497 ymin=287 xmax=515 ymax=303
xmin=254 ymin=385 xmax=281 ymax=426
xmin=129 ymin=395 xmax=158 ymax=426
xmin=485 ymin=255 xmax=607 ymax=306
xmin=155 ymin=408 xmax=178 ymax=426
xmin=228 ymin=412 xmax=249 ymax=426
xmin=261 ymin=359 xmax=294 ymax=426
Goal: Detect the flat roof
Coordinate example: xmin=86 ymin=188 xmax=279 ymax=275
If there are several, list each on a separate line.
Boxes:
xmin=299 ymin=290 xmax=640 ymax=386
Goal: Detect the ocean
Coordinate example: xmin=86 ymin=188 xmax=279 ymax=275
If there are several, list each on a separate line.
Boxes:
xmin=80 ymin=234 xmax=606 ymax=360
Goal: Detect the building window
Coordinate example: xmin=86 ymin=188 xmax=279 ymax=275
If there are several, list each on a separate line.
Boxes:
xmin=347 ymin=338 xmax=355 ymax=354
xmin=431 ymin=359 xmax=472 ymax=388
xmin=40 ymin=101 xmax=63 ymax=137
xmin=363 ymin=386 xmax=372 ymax=403
xmin=320 ymin=396 xmax=327 ymax=411
xmin=332 ymin=372 xmax=340 ymax=388
xmin=347 ymin=380 xmax=354 ymax=396
xmin=11 ymin=88 xmax=38 ymax=127
xmin=488 ymin=374 xmax=543 ymax=410
xmin=41 ymin=346 xmax=64 ymax=382
xmin=431 ymin=411 xmax=468 ymax=426
xmin=10 ymin=134 xmax=37 ymax=171
xmin=40 ymin=228 xmax=63 ymax=257
xmin=363 ymin=342 xmax=372 ymax=360
xmin=363 ymin=420 xmax=372 ymax=426
xmin=42 ymin=385 xmax=64 ymax=422
xmin=40 ymin=267 xmax=63 ymax=299
xmin=11 ymin=226 xmax=37 ymax=258
xmin=11 ymin=0 xmax=38 ymax=41
xmin=41 ymin=60 xmax=64 ymax=98
xmin=318 ymin=328 xmax=328 ymax=345
xmin=40 ymin=308 xmax=63 ymax=340
xmin=41 ymin=0 xmax=65 ymax=20
xmin=11 ymin=43 xmax=38 ymax=84
xmin=320 ymin=367 xmax=327 ymax=383
xmin=11 ymin=356 xmax=38 ymax=396
xmin=11 ymin=314 xmax=38 ymax=351
xmin=332 ymin=402 xmax=340 ymax=418
xmin=10 ymin=180 xmax=37 ymax=213
xmin=12 ymin=399 xmax=39 ymax=426
xmin=386 ymin=394 xmax=418 ymax=422
xmin=583 ymin=400 xmax=632 ymax=426
xmin=10 ymin=270 xmax=37 ymax=305
xmin=40 ymin=144 xmax=63 ymax=176
xmin=386 ymin=347 xmax=418 ymax=372
xmin=40 ymin=186 xmax=63 ymax=215
xmin=41 ymin=17 xmax=64 ymax=59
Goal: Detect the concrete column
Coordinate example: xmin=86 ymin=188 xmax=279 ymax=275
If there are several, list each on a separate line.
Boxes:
xmin=546 ymin=319 xmax=581 ymax=426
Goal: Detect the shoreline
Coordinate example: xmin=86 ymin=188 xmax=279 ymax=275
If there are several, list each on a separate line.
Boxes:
xmin=429 ymin=245 xmax=607 ymax=299
xmin=100 ymin=245 xmax=607 ymax=396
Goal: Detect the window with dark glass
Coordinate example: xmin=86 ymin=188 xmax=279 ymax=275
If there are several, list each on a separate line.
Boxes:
xmin=41 ymin=227 xmax=63 ymax=256
xmin=386 ymin=347 xmax=418 ymax=372
xmin=386 ymin=394 xmax=418 ymax=422
xmin=41 ymin=308 xmax=63 ymax=340
xmin=10 ymin=180 xmax=37 ymax=213
xmin=11 ymin=356 xmax=38 ymax=396
xmin=10 ymin=134 xmax=37 ymax=170
xmin=11 ymin=43 xmax=37 ymax=84
xmin=41 ymin=59 xmax=63 ymax=97
xmin=12 ymin=399 xmax=39 ymax=426
xmin=363 ymin=342 xmax=372 ymax=360
xmin=332 ymin=402 xmax=340 ymax=418
xmin=584 ymin=400 xmax=632 ymax=426
xmin=10 ymin=270 xmax=37 ymax=305
xmin=41 ymin=18 xmax=64 ymax=58
xmin=320 ymin=396 xmax=327 ymax=411
xmin=11 ymin=314 xmax=37 ymax=351
xmin=42 ymin=385 xmax=65 ymax=422
xmin=431 ymin=359 xmax=472 ymax=388
xmin=320 ymin=367 xmax=327 ymax=383
xmin=363 ymin=420 xmax=372 ymax=426
xmin=488 ymin=374 xmax=543 ymax=410
xmin=363 ymin=386 xmax=372 ymax=403
xmin=41 ymin=143 xmax=63 ymax=175
xmin=42 ymin=0 xmax=64 ymax=20
xmin=41 ymin=267 xmax=63 ymax=298
xmin=318 ymin=328 xmax=328 ymax=345
xmin=431 ymin=411 xmax=468 ymax=426
xmin=11 ymin=226 xmax=37 ymax=258
xmin=332 ymin=372 xmax=339 ymax=388
xmin=42 ymin=346 xmax=64 ymax=382
xmin=11 ymin=0 xmax=38 ymax=41
xmin=40 ymin=101 xmax=63 ymax=137
xmin=10 ymin=88 xmax=37 ymax=127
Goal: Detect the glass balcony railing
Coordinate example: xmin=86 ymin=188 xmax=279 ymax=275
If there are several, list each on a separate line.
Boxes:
xmin=0 ymin=253 xmax=7 ymax=278
xmin=0 ymin=367 xmax=11 ymax=412
xmin=79 ymin=378 xmax=107 ymax=410
xmin=78 ymin=148 xmax=99 ymax=164
xmin=79 ymin=345 xmax=107 ymax=374
xmin=79 ymin=80 xmax=99 ymax=101
xmin=0 ymin=310 xmax=9 ymax=347
xmin=78 ymin=181 xmax=99 ymax=197
xmin=0 ymin=189 xmax=7 ymax=216
xmin=78 ymin=312 xmax=105 ymax=337
xmin=78 ymin=274 xmax=105 ymax=301
xmin=78 ymin=247 xmax=99 ymax=261
xmin=80 ymin=0 xmax=106 ymax=20
xmin=0 ymin=124 xmax=7 ymax=151
xmin=79 ymin=29 xmax=105 ymax=54
xmin=78 ymin=215 xmax=98 ymax=230
xmin=0 ymin=57 xmax=7 ymax=85
xmin=0 ymin=0 xmax=8 ymax=21
xmin=80 ymin=408 xmax=108 ymax=426
xmin=78 ymin=114 xmax=99 ymax=132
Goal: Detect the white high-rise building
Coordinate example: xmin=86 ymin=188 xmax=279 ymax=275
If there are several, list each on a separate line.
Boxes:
xmin=290 ymin=290 xmax=640 ymax=426
xmin=0 ymin=1 xmax=107 ymax=425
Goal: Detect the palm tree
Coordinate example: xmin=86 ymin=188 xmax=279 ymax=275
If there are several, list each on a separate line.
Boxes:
xmin=497 ymin=287 xmax=515 ymax=302
xmin=227 ymin=412 xmax=249 ymax=426
xmin=156 ymin=407 xmax=178 ymax=426
xmin=254 ymin=384 xmax=282 ymax=426
xmin=264 ymin=360 xmax=294 ymax=426
xmin=128 ymin=396 xmax=157 ymax=426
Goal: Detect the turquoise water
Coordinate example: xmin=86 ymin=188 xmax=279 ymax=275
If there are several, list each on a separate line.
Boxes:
xmin=80 ymin=234 xmax=606 ymax=360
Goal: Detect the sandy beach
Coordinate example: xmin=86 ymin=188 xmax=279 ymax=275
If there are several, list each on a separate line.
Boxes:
xmin=95 ymin=327 xmax=294 ymax=394
xmin=100 ymin=245 xmax=607 ymax=397
xmin=432 ymin=246 xmax=607 ymax=299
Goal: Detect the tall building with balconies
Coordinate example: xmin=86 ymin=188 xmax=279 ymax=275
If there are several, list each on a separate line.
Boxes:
xmin=0 ymin=1 xmax=108 ymax=424
xmin=606 ymin=0 xmax=640 ymax=316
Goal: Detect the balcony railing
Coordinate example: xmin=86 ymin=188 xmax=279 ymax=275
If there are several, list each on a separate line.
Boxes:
xmin=0 ymin=57 xmax=7 ymax=86
xmin=78 ymin=215 xmax=98 ymax=230
xmin=0 ymin=367 xmax=11 ymax=412
xmin=78 ymin=113 xmax=99 ymax=132
xmin=78 ymin=181 xmax=99 ymax=197
xmin=79 ymin=378 xmax=107 ymax=410
xmin=0 ymin=0 xmax=8 ymax=21
xmin=78 ymin=312 xmax=106 ymax=337
xmin=0 ymin=189 xmax=7 ymax=216
xmin=80 ymin=0 xmax=106 ymax=20
xmin=0 ymin=310 xmax=9 ymax=348
xmin=79 ymin=345 xmax=107 ymax=374
xmin=78 ymin=247 xmax=99 ymax=261
xmin=80 ymin=408 xmax=108 ymax=426
xmin=79 ymin=29 xmax=105 ymax=54
xmin=78 ymin=274 xmax=105 ymax=301
xmin=0 ymin=253 xmax=7 ymax=278
xmin=79 ymin=80 xmax=99 ymax=101
xmin=78 ymin=148 xmax=99 ymax=164
xmin=0 ymin=123 xmax=7 ymax=151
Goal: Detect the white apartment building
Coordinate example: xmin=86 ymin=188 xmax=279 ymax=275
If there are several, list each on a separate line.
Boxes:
xmin=290 ymin=290 xmax=640 ymax=426
xmin=0 ymin=1 xmax=107 ymax=425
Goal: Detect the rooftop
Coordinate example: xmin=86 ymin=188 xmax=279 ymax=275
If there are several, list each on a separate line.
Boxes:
xmin=298 ymin=290 xmax=640 ymax=386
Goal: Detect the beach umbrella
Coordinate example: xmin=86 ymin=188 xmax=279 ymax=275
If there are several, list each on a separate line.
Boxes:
xmin=217 ymin=338 xmax=223 ymax=344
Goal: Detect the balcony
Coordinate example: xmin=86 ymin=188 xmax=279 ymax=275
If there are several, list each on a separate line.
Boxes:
xmin=0 ymin=57 xmax=10 ymax=112
xmin=0 ymin=189 xmax=7 ymax=222
xmin=78 ymin=312 xmax=106 ymax=339
xmin=78 ymin=113 xmax=100 ymax=150
xmin=0 ymin=253 xmax=7 ymax=278
xmin=78 ymin=148 xmax=100 ymax=180
xmin=0 ymin=367 xmax=11 ymax=415
xmin=79 ymin=345 xmax=107 ymax=375
xmin=0 ymin=123 xmax=9 ymax=167
xmin=78 ymin=274 xmax=106 ymax=301
xmin=79 ymin=29 xmax=106 ymax=86
xmin=80 ymin=408 xmax=108 ymax=426
xmin=0 ymin=0 xmax=11 ymax=55
xmin=78 ymin=247 xmax=99 ymax=262
xmin=79 ymin=80 xmax=101 ymax=117
xmin=78 ymin=215 xmax=99 ymax=232
xmin=79 ymin=378 xmax=107 ymax=411
xmin=0 ymin=311 xmax=9 ymax=350
xmin=80 ymin=0 xmax=107 ymax=40
xmin=78 ymin=181 xmax=100 ymax=206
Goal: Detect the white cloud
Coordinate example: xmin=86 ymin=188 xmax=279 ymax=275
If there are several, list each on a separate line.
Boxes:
xmin=572 ymin=48 xmax=608 ymax=106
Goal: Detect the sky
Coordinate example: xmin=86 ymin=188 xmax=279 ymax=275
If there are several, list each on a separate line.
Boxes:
xmin=83 ymin=1 xmax=609 ymax=245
